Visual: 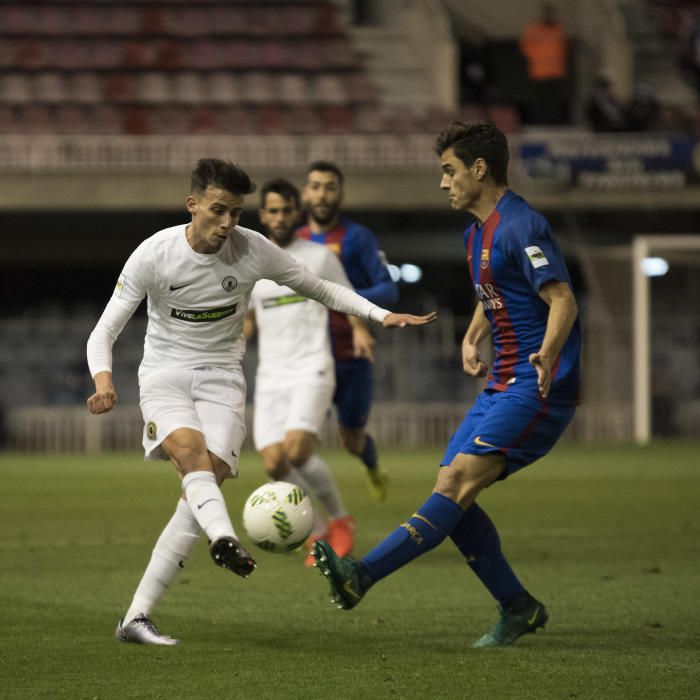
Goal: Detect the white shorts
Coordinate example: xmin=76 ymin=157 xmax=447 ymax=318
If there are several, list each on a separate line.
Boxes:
xmin=139 ymin=366 xmax=247 ymax=476
xmin=253 ymin=377 xmax=334 ymax=451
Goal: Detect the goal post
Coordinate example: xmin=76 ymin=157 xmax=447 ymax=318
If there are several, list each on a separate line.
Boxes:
xmin=632 ymin=234 xmax=700 ymax=444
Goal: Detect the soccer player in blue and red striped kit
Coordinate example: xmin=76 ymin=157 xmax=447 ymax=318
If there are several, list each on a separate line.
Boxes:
xmin=314 ymin=121 xmax=581 ymax=648
xmin=298 ymin=161 xmax=398 ymax=504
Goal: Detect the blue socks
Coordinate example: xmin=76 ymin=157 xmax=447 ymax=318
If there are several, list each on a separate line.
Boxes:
xmin=360 ymin=433 xmax=378 ymax=471
xmin=449 ymin=503 xmax=525 ymax=606
xmin=362 ymin=493 xmax=463 ymax=582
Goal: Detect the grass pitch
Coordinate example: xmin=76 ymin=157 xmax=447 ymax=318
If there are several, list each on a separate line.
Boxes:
xmin=1 ymin=443 xmax=699 ymax=699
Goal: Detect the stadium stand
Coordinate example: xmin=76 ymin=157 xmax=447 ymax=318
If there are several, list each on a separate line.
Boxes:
xmin=0 ymin=0 xmax=519 ymax=135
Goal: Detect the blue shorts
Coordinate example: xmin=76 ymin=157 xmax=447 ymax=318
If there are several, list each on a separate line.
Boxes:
xmin=441 ymin=389 xmax=576 ymax=480
xmin=334 ymin=358 xmax=373 ymax=429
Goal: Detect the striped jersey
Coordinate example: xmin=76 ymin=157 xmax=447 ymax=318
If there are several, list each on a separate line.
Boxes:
xmin=465 ymin=190 xmax=580 ymax=404
xmin=297 ymin=218 xmax=398 ymax=360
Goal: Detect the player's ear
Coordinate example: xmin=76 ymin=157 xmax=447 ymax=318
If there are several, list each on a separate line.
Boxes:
xmin=186 ymin=194 xmax=197 ymax=215
xmin=473 ymin=158 xmax=487 ymax=181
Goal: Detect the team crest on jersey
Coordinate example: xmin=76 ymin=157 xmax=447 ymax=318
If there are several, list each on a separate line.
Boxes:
xmin=222 ymin=276 xmax=238 ymax=292
xmin=114 ymin=274 xmax=126 ymax=298
xmin=146 ymin=421 xmax=157 ymax=440
xmin=328 ymin=243 xmax=341 ymax=256
xmin=481 ymin=249 xmax=490 ymax=269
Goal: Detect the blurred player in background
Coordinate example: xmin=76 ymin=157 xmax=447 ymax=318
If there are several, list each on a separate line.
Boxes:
xmin=298 ymin=161 xmax=398 ymax=501
xmin=314 ymin=122 xmax=581 ymax=648
xmin=86 ymin=158 xmax=435 ymax=646
xmin=245 ymin=178 xmax=375 ymax=563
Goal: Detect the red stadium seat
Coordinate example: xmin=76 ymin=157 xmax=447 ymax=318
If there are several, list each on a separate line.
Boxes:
xmin=278 ymin=74 xmax=310 ymax=104
xmin=284 ymin=105 xmax=323 ymax=133
xmin=206 ymin=72 xmax=240 ymax=105
xmin=104 ymin=75 xmax=135 ymax=103
xmin=150 ymin=106 xmax=190 ymax=134
xmin=87 ymin=105 xmax=122 ymax=134
xmin=172 ymin=72 xmax=206 ymax=104
xmin=123 ymin=108 xmax=151 ymax=135
xmin=14 ymin=105 xmax=51 ymax=133
xmin=219 ymin=106 xmax=257 ymax=133
xmin=313 ymin=74 xmax=348 ymax=105
xmin=256 ymin=105 xmax=285 ymax=133
xmin=1 ymin=74 xmax=32 ymax=104
xmin=191 ymin=106 xmax=220 ymax=134
xmin=68 ymin=73 xmax=102 ymax=105
xmin=320 ymin=106 xmax=354 ymax=133
xmin=53 ymin=105 xmax=86 ymax=134
xmin=33 ymin=73 xmax=69 ymax=104
xmin=137 ymin=73 xmax=172 ymax=104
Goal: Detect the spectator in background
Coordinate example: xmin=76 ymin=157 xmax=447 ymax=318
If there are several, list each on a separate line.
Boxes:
xmin=459 ymin=35 xmax=489 ymax=106
xmin=626 ymin=82 xmax=661 ymax=132
xmin=587 ymin=75 xmax=627 ymax=132
xmin=519 ymin=3 xmax=569 ymax=124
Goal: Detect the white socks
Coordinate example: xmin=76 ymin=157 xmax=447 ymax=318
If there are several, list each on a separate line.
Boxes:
xmin=296 ymin=454 xmax=347 ymax=521
xmin=123 ymin=499 xmax=201 ymax=624
xmin=283 ymin=467 xmax=328 ymax=537
xmin=181 ymin=470 xmax=237 ymax=542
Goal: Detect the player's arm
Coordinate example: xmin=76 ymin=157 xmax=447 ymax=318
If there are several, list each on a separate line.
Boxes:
xmin=321 ymin=245 xmax=375 ymax=359
xmin=347 ymin=315 xmax=375 ymax=361
xmin=529 ymin=281 xmax=579 ymax=398
xmin=261 ymin=235 xmax=435 ymax=328
xmin=461 ymin=302 xmax=492 ymax=377
xmin=352 ymin=230 xmax=399 ymax=307
xmin=243 ymin=309 xmax=257 ymax=340
xmin=86 ymin=296 xmax=139 ymax=414
xmin=86 ymin=247 xmax=149 ymax=415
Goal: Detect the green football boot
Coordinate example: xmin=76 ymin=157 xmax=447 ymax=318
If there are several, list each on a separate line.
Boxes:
xmin=313 ymin=540 xmax=373 ymax=610
xmin=366 ymin=467 xmax=390 ymax=502
xmin=472 ymin=592 xmax=549 ymax=648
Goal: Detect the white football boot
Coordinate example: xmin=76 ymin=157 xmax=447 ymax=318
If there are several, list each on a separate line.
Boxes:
xmin=114 ymin=615 xmax=179 ymax=646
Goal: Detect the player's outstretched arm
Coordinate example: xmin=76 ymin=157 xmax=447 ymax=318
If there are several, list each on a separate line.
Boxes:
xmin=382 ymin=311 xmax=437 ymax=328
xmin=87 ymin=371 xmax=117 ymax=414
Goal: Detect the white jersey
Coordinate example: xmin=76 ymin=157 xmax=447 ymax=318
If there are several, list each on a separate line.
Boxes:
xmin=87 ymin=223 xmax=388 ymax=383
xmin=250 ymin=238 xmax=352 ymax=382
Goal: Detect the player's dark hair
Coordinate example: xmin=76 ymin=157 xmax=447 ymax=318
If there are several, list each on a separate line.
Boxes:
xmin=434 ymin=121 xmax=509 ymax=186
xmin=306 ymin=160 xmax=344 ymax=186
xmin=190 ymin=158 xmax=257 ymax=196
xmin=260 ymin=177 xmax=300 ymax=209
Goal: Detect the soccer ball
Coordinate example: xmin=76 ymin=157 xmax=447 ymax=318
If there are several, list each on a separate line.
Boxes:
xmin=242 ymin=481 xmax=314 ymax=553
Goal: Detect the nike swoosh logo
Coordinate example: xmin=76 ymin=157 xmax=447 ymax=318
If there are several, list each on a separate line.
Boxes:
xmin=474 ymin=436 xmax=497 ymax=448
xmin=342 ymin=581 xmax=360 ymax=599
xmin=527 ymin=607 xmax=540 ymax=625
xmin=197 ymin=498 xmax=217 ymax=510
xmin=170 ymin=282 xmax=194 ymax=291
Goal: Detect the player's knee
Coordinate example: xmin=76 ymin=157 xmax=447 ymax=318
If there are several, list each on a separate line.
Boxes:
xmin=436 ymin=456 xmax=503 ymax=508
xmin=169 ymin=444 xmax=211 ymax=475
xmin=340 ymin=428 xmax=364 ymax=455
xmin=209 ymin=455 xmax=231 ymax=485
xmin=263 ymin=455 xmax=289 ymax=481
xmin=284 ymin=440 xmax=313 ymax=467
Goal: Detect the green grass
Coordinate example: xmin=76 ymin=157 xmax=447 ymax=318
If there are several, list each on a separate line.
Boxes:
xmin=1 ymin=444 xmax=699 ymax=699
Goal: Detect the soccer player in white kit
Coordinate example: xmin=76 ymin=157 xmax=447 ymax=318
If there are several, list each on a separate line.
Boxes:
xmin=245 ymin=178 xmax=373 ymax=564
xmin=86 ymin=159 xmax=436 ymax=646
